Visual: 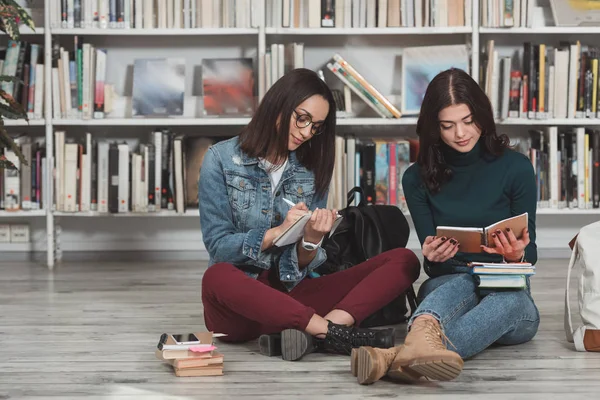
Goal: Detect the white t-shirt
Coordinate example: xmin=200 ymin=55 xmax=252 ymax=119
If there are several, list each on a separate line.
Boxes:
xmin=259 ymin=158 xmax=288 ymax=194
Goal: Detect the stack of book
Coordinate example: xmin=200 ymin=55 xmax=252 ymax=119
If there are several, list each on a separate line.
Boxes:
xmin=155 ymin=332 xmax=224 ymax=377
xmin=468 ymin=262 xmax=536 ymax=290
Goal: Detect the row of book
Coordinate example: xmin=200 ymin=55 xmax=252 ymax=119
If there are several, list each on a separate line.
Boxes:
xmin=45 ymin=35 xmax=257 ymax=119
xmin=483 ymin=39 xmax=600 ymax=121
xmin=48 ymin=0 xmax=260 ymax=30
xmin=327 ymin=128 xmax=600 ymax=212
xmin=1 ymin=40 xmax=45 ymax=121
xmin=0 ymin=130 xmax=215 ymax=214
xmin=482 ymin=0 xmax=535 ymax=28
xmin=529 ymin=127 xmax=600 ymax=210
xmin=2 ymin=127 xmax=597 ymax=214
xmin=267 ymin=0 xmax=473 ymax=29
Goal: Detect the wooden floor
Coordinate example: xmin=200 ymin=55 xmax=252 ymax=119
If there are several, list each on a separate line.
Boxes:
xmin=1 ymin=257 xmax=599 ymax=399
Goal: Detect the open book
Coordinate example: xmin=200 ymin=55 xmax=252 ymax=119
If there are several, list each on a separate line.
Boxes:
xmin=435 ymin=212 xmax=528 ymax=253
xmin=273 ymin=212 xmax=343 ymax=247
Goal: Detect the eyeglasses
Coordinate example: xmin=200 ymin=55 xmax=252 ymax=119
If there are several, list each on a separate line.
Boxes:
xmin=293 ymin=110 xmax=325 ymax=136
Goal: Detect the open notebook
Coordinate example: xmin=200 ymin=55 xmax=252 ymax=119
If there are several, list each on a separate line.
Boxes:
xmin=273 ymin=212 xmax=343 ymax=247
xmin=435 ymin=212 xmax=528 ymax=253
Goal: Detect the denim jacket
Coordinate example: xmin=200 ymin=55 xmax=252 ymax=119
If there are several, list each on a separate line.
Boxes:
xmin=198 ymin=136 xmax=328 ymax=291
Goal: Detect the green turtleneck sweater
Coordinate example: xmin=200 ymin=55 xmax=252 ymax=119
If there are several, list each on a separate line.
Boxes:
xmin=402 ymin=138 xmax=538 ymax=276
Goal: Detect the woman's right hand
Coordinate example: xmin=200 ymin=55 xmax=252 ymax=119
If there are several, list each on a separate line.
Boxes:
xmin=278 ymin=202 xmax=309 ymax=234
xmin=422 ymin=236 xmax=459 ymax=263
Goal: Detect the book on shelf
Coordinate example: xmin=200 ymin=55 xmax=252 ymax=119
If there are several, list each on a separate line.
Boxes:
xmin=0 ymin=136 xmax=47 ymax=212
xmin=52 ymin=129 xmax=217 ymax=214
xmin=49 ymin=0 xmax=261 ymax=30
xmin=265 ymin=0 xmax=472 ymax=29
xmin=436 ymin=213 xmax=529 ymax=254
xmin=0 ymin=39 xmax=45 ymax=121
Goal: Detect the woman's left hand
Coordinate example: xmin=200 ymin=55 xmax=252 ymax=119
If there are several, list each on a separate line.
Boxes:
xmin=303 ymin=208 xmax=337 ymax=244
xmin=481 ymin=227 xmax=530 ymax=262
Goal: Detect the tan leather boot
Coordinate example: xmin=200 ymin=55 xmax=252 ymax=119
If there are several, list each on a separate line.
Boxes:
xmin=388 ymin=317 xmax=463 ymax=381
xmin=354 ymin=345 xmax=422 ymax=385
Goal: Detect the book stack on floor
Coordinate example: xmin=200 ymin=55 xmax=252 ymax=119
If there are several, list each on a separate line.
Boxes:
xmin=468 ymin=262 xmax=536 ymax=290
xmin=155 ymin=332 xmax=224 ymax=377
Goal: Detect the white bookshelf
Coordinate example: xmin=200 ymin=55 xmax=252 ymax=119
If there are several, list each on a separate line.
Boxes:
xmin=3 ymin=0 xmax=599 ymax=269
xmin=51 ymin=28 xmax=260 ymax=35
xmin=265 ymin=27 xmax=473 ymax=35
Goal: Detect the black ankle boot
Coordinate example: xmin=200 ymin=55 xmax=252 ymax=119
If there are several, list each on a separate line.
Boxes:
xmin=258 ymin=333 xmax=282 ymax=357
xmin=322 ymin=321 xmax=395 ymax=355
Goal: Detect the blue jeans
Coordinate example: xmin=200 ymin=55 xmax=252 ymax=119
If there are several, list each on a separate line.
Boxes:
xmin=408 ymin=273 xmax=540 ymax=359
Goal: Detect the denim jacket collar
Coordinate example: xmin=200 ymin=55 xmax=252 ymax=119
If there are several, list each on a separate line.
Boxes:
xmin=238 ymin=147 xmax=308 ymax=176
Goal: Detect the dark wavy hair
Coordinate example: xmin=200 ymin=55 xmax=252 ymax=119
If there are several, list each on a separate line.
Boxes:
xmin=239 ymin=68 xmax=336 ymax=198
xmin=416 ymin=68 xmax=510 ymax=194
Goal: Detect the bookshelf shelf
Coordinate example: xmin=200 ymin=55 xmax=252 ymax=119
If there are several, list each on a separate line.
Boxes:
xmin=52 ymin=118 xmax=252 ymax=126
xmin=479 ymin=27 xmax=600 ymax=35
xmin=0 ymin=243 xmax=34 ymax=252
xmin=337 ymin=117 xmax=418 ymax=125
xmin=498 ymin=118 xmax=600 ymax=126
xmin=54 ymin=210 xmax=198 ymax=217
xmin=50 ymin=28 xmax=259 ymax=36
xmin=0 ymin=210 xmax=46 ymax=217
xmin=0 ymin=26 xmax=43 ymax=35
xmin=536 ymin=209 xmax=600 ymax=215
xmin=265 ymin=27 xmax=472 ymax=35
xmin=4 ymin=119 xmax=46 ymax=126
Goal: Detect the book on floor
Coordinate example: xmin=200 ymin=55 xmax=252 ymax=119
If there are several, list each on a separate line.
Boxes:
xmin=436 ymin=212 xmax=528 ymax=253
xmin=155 ymin=331 xmax=224 ymax=377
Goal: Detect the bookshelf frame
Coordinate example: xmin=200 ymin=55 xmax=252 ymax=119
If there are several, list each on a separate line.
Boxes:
xmin=2 ymin=1 xmax=600 ymax=269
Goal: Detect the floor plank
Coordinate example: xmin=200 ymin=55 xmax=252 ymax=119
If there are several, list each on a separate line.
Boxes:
xmin=1 ymin=258 xmax=599 ymax=399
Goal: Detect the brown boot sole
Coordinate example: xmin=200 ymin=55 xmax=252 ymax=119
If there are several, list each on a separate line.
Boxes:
xmin=351 ymin=348 xmax=358 ymax=376
xmin=391 ymin=358 xmax=463 ymax=381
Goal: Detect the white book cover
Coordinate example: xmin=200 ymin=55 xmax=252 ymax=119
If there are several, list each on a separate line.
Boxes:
xmin=118 ymin=143 xmax=130 ymax=213
xmin=52 ymin=67 xmax=60 ymax=119
xmin=81 ymin=133 xmax=92 ymax=212
xmin=153 ymin=131 xmax=162 ymax=209
xmin=143 ymin=145 xmax=149 ymax=211
xmin=577 ymin=127 xmax=585 ymax=209
xmin=131 ymin=153 xmax=139 ymax=212
xmin=548 ymin=127 xmax=559 ymax=209
xmin=3 ymin=150 xmax=20 ymax=211
xmin=97 ymin=142 xmax=110 ymax=213
xmin=55 ymin=131 xmax=65 ymax=212
xmin=174 ymin=138 xmax=184 ymax=214
xmin=63 ymin=143 xmax=79 ymax=212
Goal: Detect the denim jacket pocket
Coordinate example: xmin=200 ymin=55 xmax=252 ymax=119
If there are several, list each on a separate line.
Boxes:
xmin=225 ymin=172 xmax=258 ymax=211
xmin=283 ymin=179 xmax=316 ymax=206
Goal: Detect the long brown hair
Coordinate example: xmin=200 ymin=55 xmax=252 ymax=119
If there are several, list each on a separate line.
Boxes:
xmin=416 ymin=68 xmax=510 ymax=194
xmin=239 ymin=68 xmax=336 ymax=197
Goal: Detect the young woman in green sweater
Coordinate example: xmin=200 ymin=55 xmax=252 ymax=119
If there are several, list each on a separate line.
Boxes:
xmin=352 ymin=68 xmax=540 ymax=385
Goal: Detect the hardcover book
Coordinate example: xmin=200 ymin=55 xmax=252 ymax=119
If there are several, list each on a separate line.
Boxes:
xmin=436 ymin=212 xmax=529 ymax=254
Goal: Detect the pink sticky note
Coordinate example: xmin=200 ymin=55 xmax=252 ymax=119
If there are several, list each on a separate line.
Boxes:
xmin=189 ymin=345 xmax=216 ymax=353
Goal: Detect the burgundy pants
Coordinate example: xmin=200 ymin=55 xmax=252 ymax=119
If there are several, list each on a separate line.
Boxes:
xmin=201 ymin=248 xmax=420 ymax=342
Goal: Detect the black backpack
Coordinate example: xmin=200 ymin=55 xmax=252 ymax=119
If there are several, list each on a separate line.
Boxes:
xmin=315 ymin=187 xmax=419 ymax=327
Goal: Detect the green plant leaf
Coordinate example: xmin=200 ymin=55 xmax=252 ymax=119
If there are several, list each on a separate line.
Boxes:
xmin=0 ymin=124 xmax=27 ymax=167
xmin=0 ymin=75 xmax=23 ymax=84
xmin=0 ymin=156 xmax=17 ymax=170
xmin=0 ymin=89 xmax=28 ymax=120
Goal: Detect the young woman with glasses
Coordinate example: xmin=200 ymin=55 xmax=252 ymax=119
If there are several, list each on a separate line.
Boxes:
xmin=198 ymin=68 xmax=421 ymax=361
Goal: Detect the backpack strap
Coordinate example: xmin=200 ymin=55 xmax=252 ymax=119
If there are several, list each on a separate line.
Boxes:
xmin=564 ymin=236 xmax=587 ymax=351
